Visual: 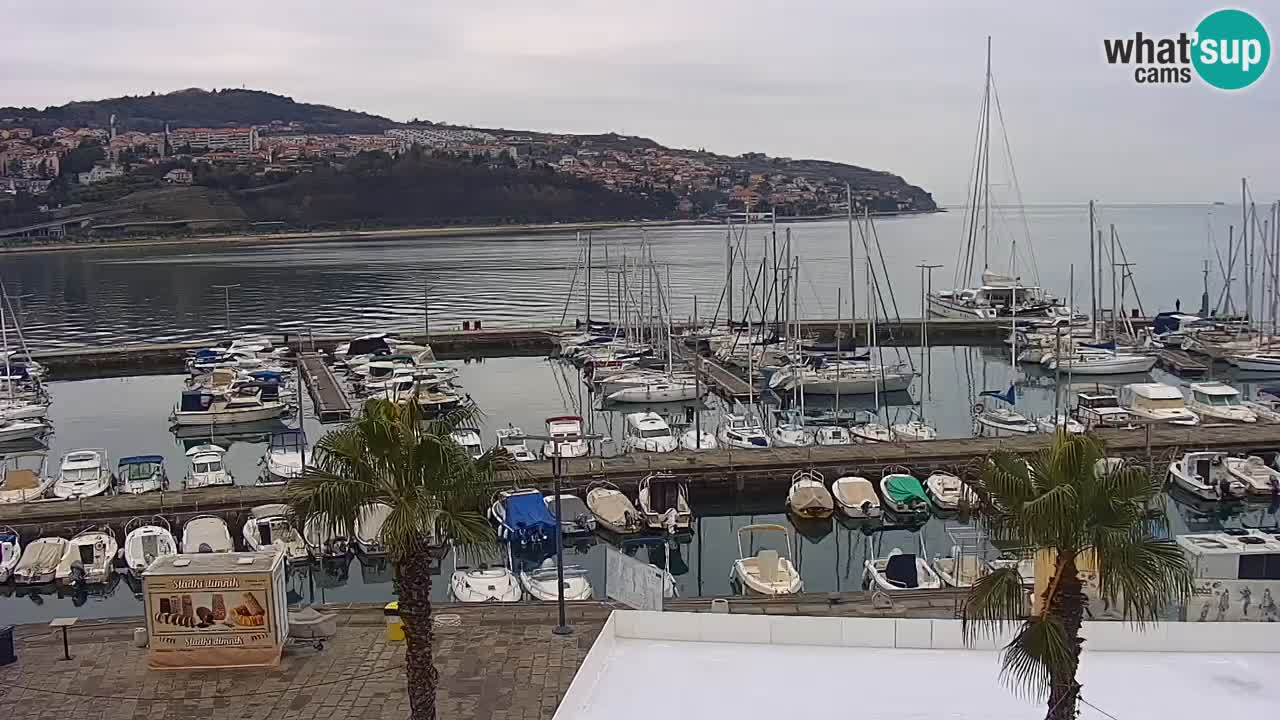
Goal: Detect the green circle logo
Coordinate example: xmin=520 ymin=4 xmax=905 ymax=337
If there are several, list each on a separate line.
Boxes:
xmin=1193 ymin=9 xmax=1270 ymax=90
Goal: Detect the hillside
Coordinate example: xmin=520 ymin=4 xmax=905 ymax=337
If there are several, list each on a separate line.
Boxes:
xmin=0 ymin=88 xmax=395 ymax=134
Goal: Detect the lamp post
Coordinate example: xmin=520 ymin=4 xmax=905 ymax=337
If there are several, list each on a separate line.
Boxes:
xmin=525 ymin=427 xmax=604 ymax=636
xmin=212 ymin=284 xmax=240 ymax=336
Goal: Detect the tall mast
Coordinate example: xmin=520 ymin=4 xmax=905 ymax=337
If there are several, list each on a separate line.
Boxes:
xmin=0 ymin=290 xmax=10 ymax=403
xmin=1110 ymin=224 xmax=1118 ymax=339
xmin=1243 ymin=178 xmax=1248 ymax=320
xmin=982 ymin=35 xmax=992 ymax=273
xmin=585 ymin=232 xmax=593 ymax=325
xmin=1088 ymin=200 xmax=1097 ymax=339
xmin=847 ymin=183 xmax=857 ymax=333
xmin=725 ymin=224 xmax=734 ymax=328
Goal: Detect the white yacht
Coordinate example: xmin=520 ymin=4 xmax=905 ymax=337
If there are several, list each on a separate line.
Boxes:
xmin=0 ymin=451 xmax=51 ymax=504
xmin=1226 ymin=351 xmax=1280 ymax=373
xmin=116 ymin=455 xmax=167 ymax=495
xmin=185 ymin=444 xmax=234 ymax=489
xmin=815 ymin=425 xmax=854 ymax=446
xmin=1045 ymin=349 xmax=1157 ymax=375
xmin=122 ymin=517 xmax=178 ymax=575
xmin=171 ymin=383 xmax=287 ymax=427
xmin=1185 ymin=382 xmax=1256 ymax=424
xmin=0 ymin=418 xmax=51 ymax=443
xmin=449 ymin=427 xmax=485 ymax=459
xmin=495 ymin=426 xmax=538 ymax=462
xmin=542 ymin=415 xmax=590 ymax=458
xmin=1120 ymin=383 xmax=1200 ymax=426
xmin=637 ymin=472 xmax=692 ymax=534
xmin=928 ymin=269 xmax=1064 ymax=320
xmin=56 ymin=526 xmax=117 ymax=585
xmin=13 ymin=536 xmax=67 ymax=584
xmin=974 ymin=406 xmax=1038 ymax=436
xmin=730 ymin=524 xmax=803 ymax=596
xmin=769 ymin=363 xmax=914 ymax=396
xmin=52 ymin=449 xmax=113 ymax=499
xmin=242 ymin=503 xmax=308 ymax=561
xmin=1168 ymin=451 xmax=1245 ymax=501
xmin=605 ymin=378 xmax=699 ymax=403
xmin=260 ymin=429 xmax=311 ymax=484
xmin=181 ymin=515 xmax=234 ymax=553
xmin=623 ymin=412 xmax=677 ymax=453
xmin=717 ymin=413 xmax=770 ymax=449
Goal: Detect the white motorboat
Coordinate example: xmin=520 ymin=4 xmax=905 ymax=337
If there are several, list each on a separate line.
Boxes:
xmin=171 ymin=383 xmax=288 ymax=427
xmin=52 ymin=448 xmax=113 ymax=500
xmin=770 ymin=364 xmax=914 ymax=395
xmin=542 ymin=415 xmax=589 ymax=458
xmin=181 ymin=515 xmax=234 ymax=553
xmin=770 ymin=414 xmax=814 ymax=447
xmin=730 ymin=523 xmax=803 ymax=596
xmin=1185 ymin=382 xmax=1256 ymax=424
xmin=623 ymin=412 xmax=677 ymax=453
xmin=1046 ymin=350 xmax=1157 ymax=375
xmin=122 ymin=517 xmax=178 ymax=575
xmin=243 ymin=504 xmax=308 ymax=561
xmin=1121 ymin=383 xmax=1200 ymax=426
xmin=1036 ymin=414 xmax=1086 ymax=434
xmin=449 ymin=427 xmax=485 ymax=459
xmin=585 ymin=481 xmax=643 ymax=535
xmin=1225 ymin=351 xmax=1280 ymax=372
xmin=786 ymin=469 xmax=833 ymax=519
xmin=717 ymin=413 xmax=770 ymax=449
xmin=1168 ymin=451 xmax=1245 ymax=501
xmin=638 ymin=472 xmax=692 ymax=534
xmin=1223 ymin=456 xmax=1280 ymax=497
xmin=851 ymin=420 xmax=893 ymax=443
xmin=116 ymin=455 xmax=167 ymax=495
xmin=495 ymin=426 xmax=538 ymax=462
xmin=521 ymin=558 xmax=593 ymax=601
xmin=815 ymin=426 xmax=854 ymax=446
xmin=1244 ymin=400 xmax=1280 ymax=424
xmin=0 ymin=418 xmax=51 ymax=443
xmin=260 ymin=429 xmax=311 ymax=484
xmin=864 ymin=547 xmax=945 ymax=591
xmin=185 ymin=443 xmax=234 ymax=489
xmin=605 ymin=378 xmax=699 ymax=403
xmin=544 ymin=493 xmax=596 ymax=535
xmin=1073 ymin=391 xmax=1134 ymax=429
xmin=975 ymin=406 xmax=1039 ymax=436
xmin=302 ymin=514 xmax=351 ymax=560
xmin=832 ymin=476 xmax=881 ymax=519
xmin=0 ymin=451 xmax=51 ymax=504
xmin=0 ymin=399 xmax=48 ymax=421
xmin=924 ymin=472 xmax=974 ymax=511
xmin=354 ymin=502 xmax=393 ymax=555
xmin=13 ymin=535 xmax=67 ymax=584
xmin=449 ymin=562 xmax=523 ymax=602
xmin=0 ymin=526 xmax=20 ymax=583
xmin=56 ymin=526 xmax=117 ymax=585
xmin=891 ymin=419 xmax=938 ymax=441
xmin=677 ymin=427 xmax=717 ymax=450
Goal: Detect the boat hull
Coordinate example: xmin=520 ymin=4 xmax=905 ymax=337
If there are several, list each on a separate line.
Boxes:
xmin=171 ymin=404 xmax=287 ymax=427
xmin=798 ymin=372 xmax=913 ymax=396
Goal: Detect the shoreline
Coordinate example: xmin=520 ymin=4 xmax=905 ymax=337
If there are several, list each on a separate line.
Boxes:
xmin=0 ymin=208 xmax=942 ymax=255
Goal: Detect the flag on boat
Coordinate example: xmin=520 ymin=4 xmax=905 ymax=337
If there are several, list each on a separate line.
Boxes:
xmin=979 ymin=385 xmax=1016 ymax=405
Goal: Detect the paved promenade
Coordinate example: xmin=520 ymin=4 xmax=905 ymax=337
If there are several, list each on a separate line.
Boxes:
xmin=0 ymin=605 xmax=609 ymax=720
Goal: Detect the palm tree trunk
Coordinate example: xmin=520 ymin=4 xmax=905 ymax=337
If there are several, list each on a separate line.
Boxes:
xmin=1045 ymin=556 xmax=1085 ymax=720
xmin=396 ymin=546 xmax=440 ymax=720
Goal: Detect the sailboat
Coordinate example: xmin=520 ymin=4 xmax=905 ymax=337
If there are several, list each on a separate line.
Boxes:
xmin=975 ymin=385 xmax=1037 ymax=436
xmin=927 ymin=38 xmax=1069 ymax=322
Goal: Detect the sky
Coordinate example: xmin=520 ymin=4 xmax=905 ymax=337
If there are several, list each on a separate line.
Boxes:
xmin=3 ymin=1 xmax=1277 ymax=204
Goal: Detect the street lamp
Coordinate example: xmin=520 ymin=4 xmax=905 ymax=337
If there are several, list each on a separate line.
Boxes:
xmin=524 ymin=427 xmax=604 ymax=636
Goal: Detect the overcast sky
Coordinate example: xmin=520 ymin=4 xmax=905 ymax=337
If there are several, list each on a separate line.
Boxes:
xmin=4 ymin=1 xmax=1276 ymax=204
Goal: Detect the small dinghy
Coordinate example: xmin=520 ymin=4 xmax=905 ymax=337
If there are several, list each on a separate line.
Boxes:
xmin=924 ymin=472 xmax=974 ymax=512
xmin=879 ymin=469 xmax=932 ymax=520
xmin=260 ymin=429 xmax=311 ymax=485
xmin=243 ymin=503 xmax=308 ymax=561
xmin=182 ymin=515 xmax=234 ymax=553
xmin=931 ymin=547 xmax=987 ymax=588
xmin=123 ymin=516 xmax=178 ymax=575
xmin=0 ymin=526 xmax=20 ymax=583
xmin=785 ymin=469 xmax=834 ymax=520
xmin=56 ymin=526 xmax=118 ymax=585
xmin=449 ymin=561 xmax=523 ymax=602
xmin=585 ymin=481 xmax=643 ymax=535
xmin=303 ymin=514 xmax=351 ymax=560
xmin=730 ymin=524 xmax=803 ymax=596
xmin=864 ymin=547 xmax=944 ymax=592
xmin=1223 ymin=455 xmax=1280 ymax=497
xmin=638 ymin=472 xmax=693 ymax=534
xmin=521 ymin=557 xmax=593 ymax=601
xmin=832 ymin=476 xmax=881 ymax=519
xmin=13 ymin=535 xmax=67 ymax=584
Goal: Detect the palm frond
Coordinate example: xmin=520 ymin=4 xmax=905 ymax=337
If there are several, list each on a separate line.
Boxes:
xmin=1092 ymin=534 xmax=1193 ymax=624
xmin=962 ymin=566 xmax=1029 ymax=644
xmin=999 ymin=616 xmax=1075 ymax=702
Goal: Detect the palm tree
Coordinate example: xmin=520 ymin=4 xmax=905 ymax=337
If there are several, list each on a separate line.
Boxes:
xmin=288 ymin=398 xmax=514 ymax=720
xmin=961 ymin=432 xmax=1192 ymax=720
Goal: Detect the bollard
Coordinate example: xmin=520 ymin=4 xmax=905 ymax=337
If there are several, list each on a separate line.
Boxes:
xmin=710 ymin=598 xmax=730 ymax=614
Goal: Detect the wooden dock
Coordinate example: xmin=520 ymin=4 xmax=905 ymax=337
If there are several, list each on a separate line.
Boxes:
xmin=681 ymin=349 xmax=754 ymax=400
xmin=1153 ymin=349 xmax=1209 ymax=377
xmin=4 ymin=423 xmax=1278 ymax=534
xmin=299 ymin=352 xmax=353 ymax=422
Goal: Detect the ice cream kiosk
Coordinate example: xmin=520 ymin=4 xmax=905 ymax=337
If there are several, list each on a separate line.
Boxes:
xmin=143 ymin=551 xmax=289 ymax=669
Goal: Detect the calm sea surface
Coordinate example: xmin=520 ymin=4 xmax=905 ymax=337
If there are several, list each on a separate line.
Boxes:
xmin=2 ymin=351 xmax=1276 ymax=625
xmin=0 ymin=204 xmax=1254 ymax=349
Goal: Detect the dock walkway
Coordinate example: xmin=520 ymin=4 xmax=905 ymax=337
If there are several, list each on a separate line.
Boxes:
xmin=299 ymin=352 xmax=352 ymax=422
xmin=4 ymin=424 xmax=1278 ymax=533
xmin=1153 ymin=349 xmax=1208 ymax=377
xmin=676 ymin=347 xmax=753 ymax=400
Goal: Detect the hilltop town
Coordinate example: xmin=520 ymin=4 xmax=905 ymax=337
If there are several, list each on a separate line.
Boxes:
xmin=0 ymin=89 xmax=936 ymax=237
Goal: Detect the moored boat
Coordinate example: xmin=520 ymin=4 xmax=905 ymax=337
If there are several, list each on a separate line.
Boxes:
xmin=785 ymin=469 xmax=833 ymax=520
xmin=52 ymin=448 xmax=112 ymax=500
